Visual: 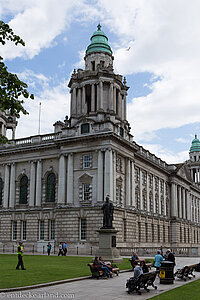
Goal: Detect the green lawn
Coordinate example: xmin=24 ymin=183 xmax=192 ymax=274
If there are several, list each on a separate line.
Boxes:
xmin=0 ymin=254 xmax=131 ymax=289
xmin=150 ymin=278 xmax=200 ymax=300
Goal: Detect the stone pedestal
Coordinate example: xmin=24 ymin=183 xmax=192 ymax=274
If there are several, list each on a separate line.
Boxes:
xmin=95 ymin=228 xmax=123 ymax=263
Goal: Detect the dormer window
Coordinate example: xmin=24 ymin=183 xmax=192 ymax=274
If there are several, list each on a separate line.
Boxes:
xmin=120 ymin=127 xmax=124 ymax=137
xmin=91 ymin=61 xmax=95 ymax=71
xmin=81 ymin=123 xmax=90 ymax=134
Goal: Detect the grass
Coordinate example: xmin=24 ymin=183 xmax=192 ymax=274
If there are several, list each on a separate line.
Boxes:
xmin=0 ymin=254 xmax=131 ymax=289
xmin=150 ymin=279 xmax=200 ymax=300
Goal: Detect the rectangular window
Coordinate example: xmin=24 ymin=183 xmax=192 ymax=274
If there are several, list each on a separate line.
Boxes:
xmin=152 ymin=224 xmax=154 ymax=242
xmin=83 ymin=155 xmax=91 ymax=168
xmin=40 ymin=220 xmax=44 ymax=240
xmin=116 ymin=185 xmax=121 ymax=203
xmin=50 ymin=220 xmax=55 ymax=240
xmin=21 ymin=221 xmax=26 ymax=241
xmin=145 ymin=223 xmax=148 ymax=242
xmin=80 ymin=218 xmax=87 ymax=240
xmin=123 ymin=219 xmax=127 ymax=242
xmin=83 ymin=184 xmax=90 ymax=201
xmin=81 ymin=123 xmax=89 ymax=134
xmin=138 ymin=222 xmax=141 ymax=242
xmin=12 ymin=221 xmax=17 ymax=240
xmin=163 ymin=225 xmax=165 ymax=242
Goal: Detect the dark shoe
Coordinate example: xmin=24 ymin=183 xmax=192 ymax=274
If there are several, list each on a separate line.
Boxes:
xmin=16 ymin=268 xmax=19 ymax=270
xmin=22 ymin=268 xmax=26 ymax=270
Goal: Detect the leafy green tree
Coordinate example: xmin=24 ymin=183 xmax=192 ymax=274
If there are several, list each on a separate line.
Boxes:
xmin=0 ymin=20 xmax=34 ymax=142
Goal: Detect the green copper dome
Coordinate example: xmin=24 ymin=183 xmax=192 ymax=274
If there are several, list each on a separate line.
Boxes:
xmin=86 ymin=24 xmax=112 ymax=55
xmin=190 ymin=134 xmax=200 ymax=152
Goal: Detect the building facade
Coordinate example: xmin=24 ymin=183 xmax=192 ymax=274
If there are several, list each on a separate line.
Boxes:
xmin=0 ymin=25 xmax=200 ymax=255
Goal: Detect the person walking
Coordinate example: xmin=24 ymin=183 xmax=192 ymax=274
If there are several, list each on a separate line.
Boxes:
xmin=47 ymin=242 xmax=51 ymax=256
xmin=16 ymin=242 xmax=26 ymax=270
xmin=63 ymin=241 xmax=67 ymax=256
xmin=153 ymin=250 xmax=164 ymax=272
xmin=58 ymin=242 xmax=63 ymax=256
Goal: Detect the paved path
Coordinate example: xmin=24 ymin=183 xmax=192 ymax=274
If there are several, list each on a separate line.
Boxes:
xmin=2 ymin=257 xmax=200 ymax=300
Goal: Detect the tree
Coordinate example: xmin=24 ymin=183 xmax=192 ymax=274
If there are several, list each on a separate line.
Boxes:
xmin=0 ymin=20 xmax=34 ymax=143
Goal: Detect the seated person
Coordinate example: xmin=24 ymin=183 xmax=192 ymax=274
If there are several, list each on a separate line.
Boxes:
xmin=99 ymin=256 xmax=112 ymax=272
xmin=131 ymin=252 xmax=140 ymax=268
xmin=140 ymin=260 xmax=149 ymax=273
xmin=94 ymin=256 xmax=113 ymax=279
xmin=133 ymin=261 xmax=143 ymax=279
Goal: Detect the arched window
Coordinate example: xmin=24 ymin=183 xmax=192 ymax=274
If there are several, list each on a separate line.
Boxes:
xmin=19 ymin=175 xmax=28 ymax=204
xmin=46 ymin=173 xmax=56 ymax=202
xmin=0 ymin=178 xmax=3 ymax=205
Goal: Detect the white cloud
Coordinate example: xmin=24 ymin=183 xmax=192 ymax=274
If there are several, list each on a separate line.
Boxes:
xmin=15 ymin=71 xmax=70 ymax=138
xmin=142 ymin=143 xmax=189 ymax=164
xmin=0 ymin=0 xmax=99 ymax=60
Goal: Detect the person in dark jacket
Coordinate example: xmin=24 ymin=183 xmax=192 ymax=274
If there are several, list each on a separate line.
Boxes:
xmin=140 ymin=260 xmax=149 ymax=273
xmin=166 ymin=249 xmax=175 ymax=267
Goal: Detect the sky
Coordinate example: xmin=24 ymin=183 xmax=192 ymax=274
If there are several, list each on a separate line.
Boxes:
xmin=1 ymin=0 xmax=200 ymax=164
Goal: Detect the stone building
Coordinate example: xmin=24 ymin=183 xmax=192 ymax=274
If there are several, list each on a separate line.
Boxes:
xmin=0 ymin=25 xmax=200 ymax=255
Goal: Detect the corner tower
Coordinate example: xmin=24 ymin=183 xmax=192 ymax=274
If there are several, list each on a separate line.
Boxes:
xmin=188 ymin=134 xmax=200 ymax=184
xmin=65 ymin=24 xmax=132 ymax=142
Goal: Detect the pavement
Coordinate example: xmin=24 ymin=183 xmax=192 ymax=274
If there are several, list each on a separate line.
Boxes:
xmin=1 ymin=257 xmax=200 ymax=300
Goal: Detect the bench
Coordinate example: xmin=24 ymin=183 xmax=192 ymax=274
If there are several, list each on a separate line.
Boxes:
xmin=129 ymin=259 xmax=152 ymax=270
xmin=126 ymin=271 xmax=157 ymax=295
xmin=175 ymin=264 xmax=197 ymax=281
xmin=88 ymin=263 xmax=119 ymax=279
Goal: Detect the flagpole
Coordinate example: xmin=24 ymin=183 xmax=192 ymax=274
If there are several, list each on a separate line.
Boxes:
xmin=38 ymin=102 xmax=41 ymax=135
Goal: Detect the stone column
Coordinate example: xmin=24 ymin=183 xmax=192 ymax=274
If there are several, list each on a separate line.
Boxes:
xmin=118 ymin=93 xmax=122 ymax=119
xmin=124 ymin=94 xmax=127 ymax=120
xmin=171 ymin=182 xmax=177 ymax=217
xmin=113 ymin=151 xmax=116 ymax=203
xmin=131 ymin=160 xmax=135 ymax=207
xmin=29 ymin=161 xmax=36 ymax=207
xmin=67 ymin=153 xmax=73 ymax=204
xmin=152 ymin=175 xmax=156 ymax=213
xmin=97 ymin=150 xmax=103 ymax=202
xmin=110 ymin=83 xmax=114 ymax=112
xmin=97 ymin=84 xmax=100 ymax=111
xmin=12 ymin=128 xmax=16 ymax=140
xmin=99 ymin=81 xmax=103 ymax=111
xmin=36 ymin=160 xmax=42 ymax=206
xmin=91 ymin=84 xmax=95 ymax=112
xmin=72 ymin=88 xmax=76 ymax=115
xmin=147 ymin=172 xmax=150 ymax=211
xmin=182 ymin=188 xmax=186 ymax=219
xmin=104 ymin=149 xmax=113 ymax=201
xmin=9 ymin=163 xmax=15 ymax=208
xmin=3 ymin=164 xmax=10 ymax=208
xmin=186 ymin=190 xmax=191 ymax=220
xmin=82 ymin=86 xmax=86 ymax=114
xmin=126 ymin=158 xmax=131 ymax=206
xmin=163 ymin=182 xmax=166 ymax=215
xmin=139 ymin=169 xmax=143 ymax=210
xmin=158 ymin=179 xmax=161 ymax=214
xmin=58 ymin=154 xmax=66 ymax=204
xmin=113 ymin=86 xmax=116 ymax=113
xmin=178 ymin=185 xmax=182 ymax=218
xmin=77 ymin=88 xmax=81 ymax=115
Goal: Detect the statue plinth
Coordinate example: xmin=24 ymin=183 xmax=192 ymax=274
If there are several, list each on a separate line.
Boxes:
xmin=95 ymin=228 xmax=123 ymax=263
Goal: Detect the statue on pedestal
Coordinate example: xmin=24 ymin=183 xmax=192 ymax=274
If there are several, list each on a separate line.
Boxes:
xmin=101 ymin=195 xmax=114 ymax=228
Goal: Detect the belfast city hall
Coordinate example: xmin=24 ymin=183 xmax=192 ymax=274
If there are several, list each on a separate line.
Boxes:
xmin=0 ymin=25 xmax=200 ymax=256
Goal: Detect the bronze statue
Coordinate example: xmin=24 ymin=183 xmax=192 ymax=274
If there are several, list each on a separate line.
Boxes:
xmin=101 ymin=195 xmax=114 ymax=228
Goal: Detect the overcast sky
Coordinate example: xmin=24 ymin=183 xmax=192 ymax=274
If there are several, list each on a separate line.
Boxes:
xmin=1 ymin=0 xmax=200 ymax=164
